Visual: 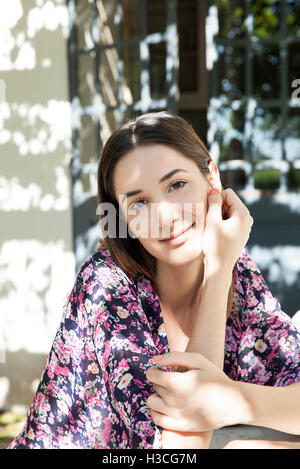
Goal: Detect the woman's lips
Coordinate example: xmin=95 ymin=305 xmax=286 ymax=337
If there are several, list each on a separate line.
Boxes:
xmin=159 ymin=223 xmax=194 ymax=244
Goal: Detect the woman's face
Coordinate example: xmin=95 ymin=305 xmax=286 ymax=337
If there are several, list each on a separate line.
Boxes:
xmin=113 ymin=143 xmax=221 ymax=266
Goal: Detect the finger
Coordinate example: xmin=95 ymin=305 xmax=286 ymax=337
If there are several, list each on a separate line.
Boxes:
xmin=222 ymin=190 xmax=253 ymax=234
xmin=150 ymin=409 xmax=180 ymax=430
xmin=150 ymin=410 xmax=204 ymax=433
xmin=153 ymin=383 xmax=167 ymax=397
xmin=146 ymin=366 xmax=176 ymax=389
xmin=146 ymin=392 xmax=171 ymax=415
xmin=206 ymin=189 xmax=222 ymax=222
xmin=152 ymin=351 xmax=209 ymax=370
xmin=221 ymin=188 xmax=249 ymax=218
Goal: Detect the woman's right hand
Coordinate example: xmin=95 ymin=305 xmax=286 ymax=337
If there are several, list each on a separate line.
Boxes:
xmin=203 ymin=188 xmax=253 ymax=276
xmin=146 ymin=351 xmax=252 ymax=433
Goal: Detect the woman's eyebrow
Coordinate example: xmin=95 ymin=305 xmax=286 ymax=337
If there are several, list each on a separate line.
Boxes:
xmin=122 ymin=168 xmax=188 ymax=203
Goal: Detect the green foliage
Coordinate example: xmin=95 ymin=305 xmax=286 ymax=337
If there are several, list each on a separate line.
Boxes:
xmin=253 ymin=168 xmax=281 ymax=190
xmin=216 ymin=0 xmax=299 ymax=38
xmin=287 ymin=13 xmax=296 ymax=25
xmin=288 ymin=167 xmax=300 ymax=189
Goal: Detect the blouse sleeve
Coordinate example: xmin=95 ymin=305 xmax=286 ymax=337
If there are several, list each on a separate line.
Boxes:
xmin=8 ymin=252 xmax=162 ymax=449
xmin=231 ymin=248 xmax=300 ymax=387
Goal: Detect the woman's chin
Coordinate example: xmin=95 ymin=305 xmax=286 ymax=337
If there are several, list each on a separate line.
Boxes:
xmin=156 ymin=239 xmax=204 ymax=265
xmin=166 ymin=246 xmax=204 ymax=265
xmin=139 ymin=226 xmax=204 ymax=265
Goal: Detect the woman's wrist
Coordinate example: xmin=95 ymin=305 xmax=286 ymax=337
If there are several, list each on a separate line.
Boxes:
xmin=203 ymin=262 xmax=233 ymax=290
xmin=226 ymin=380 xmax=254 ymax=427
xmin=161 ymin=429 xmax=212 ymax=449
xmin=186 ymin=266 xmax=232 ymax=368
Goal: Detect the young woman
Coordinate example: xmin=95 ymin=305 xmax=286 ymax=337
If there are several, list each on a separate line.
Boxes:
xmin=9 ymin=112 xmax=300 ymax=449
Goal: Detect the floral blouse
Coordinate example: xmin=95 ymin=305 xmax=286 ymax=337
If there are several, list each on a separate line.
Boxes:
xmin=8 ymin=247 xmax=300 ymax=449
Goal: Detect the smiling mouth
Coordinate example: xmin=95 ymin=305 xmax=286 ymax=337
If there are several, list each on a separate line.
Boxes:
xmin=159 ymin=223 xmax=194 ymax=241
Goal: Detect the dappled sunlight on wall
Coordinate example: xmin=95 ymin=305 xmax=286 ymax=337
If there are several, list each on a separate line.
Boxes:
xmin=0 ymin=167 xmax=69 ymax=211
xmin=248 ymin=245 xmax=300 ymax=318
xmin=249 ymin=245 xmax=300 ymax=288
xmin=0 ymin=240 xmax=75 ymax=354
xmin=0 ymin=0 xmax=68 ymax=71
xmin=0 ymin=0 xmax=75 ymax=411
xmin=0 ymin=101 xmax=71 ymax=156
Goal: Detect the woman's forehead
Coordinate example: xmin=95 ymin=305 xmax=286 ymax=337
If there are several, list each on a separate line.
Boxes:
xmin=114 ymin=145 xmax=195 ymax=190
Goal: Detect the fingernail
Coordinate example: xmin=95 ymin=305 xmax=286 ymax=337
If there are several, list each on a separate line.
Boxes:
xmin=153 ymin=355 xmax=164 ymax=361
xmin=209 ymin=188 xmax=219 ymax=195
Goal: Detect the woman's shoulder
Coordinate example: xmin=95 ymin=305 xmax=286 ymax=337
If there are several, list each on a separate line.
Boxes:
xmin=231 ymin=248 xmax=274 ymax=322
xmin=75 ymin=248 xmax=136 ymax=292
xmin=234 ymin=248 xmax=262 ymax=279
xmin=64 ymin=248 xmax=140 ymax=325
xmin=232 ymin=248 xmax=292 ymax=327
xmin=233 ymin=247 xmax=267 ymax=300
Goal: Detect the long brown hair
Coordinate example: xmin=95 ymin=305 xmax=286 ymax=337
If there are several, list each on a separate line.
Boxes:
xmin=96 ymin=111 xmax=234 ymax=319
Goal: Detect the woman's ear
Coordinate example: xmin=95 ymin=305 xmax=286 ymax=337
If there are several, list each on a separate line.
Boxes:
xmin=207 ymin=160 xmax=222 ymax=192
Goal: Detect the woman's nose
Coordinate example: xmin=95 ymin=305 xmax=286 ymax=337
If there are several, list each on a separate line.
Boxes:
xmin=155 ymin=201 xmax=182 ymax=237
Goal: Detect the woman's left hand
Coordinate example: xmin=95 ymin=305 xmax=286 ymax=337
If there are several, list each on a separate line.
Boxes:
xmin=146 ymin=351 xmax=252 ymax=433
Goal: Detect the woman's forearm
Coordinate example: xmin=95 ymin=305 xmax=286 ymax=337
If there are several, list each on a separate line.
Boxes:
xmin=161 ymin=429 xmax=212 ymax=449
xmin=237 ymin=380 xmax=300 ymax=436
xmin=161 ymin=270 xmax=232 ymax=449
xmin=185 ymin=269 xmax=232 ymax=367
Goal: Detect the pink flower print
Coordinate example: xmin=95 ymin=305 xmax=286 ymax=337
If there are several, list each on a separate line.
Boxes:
xmin=88 ymin=362 xmax=99 ymax=374
xmin=247 ymin=259 xmax=258 ymax=272
xmin=117 ymin=306 xmax=129 ymax=319
xmin=246 ymin=292 xmax=259 ymax=308
xmin=82 ymin=264 xmax=93 ymax=283
xmin=251 ymin=276 xmax=262 ymax=290
xmin=278 ymin=335 xmax=291 ymax=353
xmin=240 ymin=332 xmax=254 ymax=349
xmin=90 ymin=407 xmax=102 ymax=427
xmin=267 ymin=348 xmax=277 ymax=361
xmin=85 ymin=298 xmax=92 ymax=314
xmin=140 ymin=278 xmax=153 ymax=294
xmin=264 ymin=329 xmax=280 ymax=348
xmin=264 ymin=293 xmax=277 ymax=313
xmin=117 ymin=373 xmax=133 ymax=390
xmin=158 ymin=324 xmax=167 ymax=337
xmin=234 ymin=280 xmax=244 ymax=296
xmin=256 ymin=367 xmax=272 ymax=384
xmin=57 ymin=399 xmax=69 ymax=415
xmin=254 ymin=339 xmax=267 ymax=353
xmin=96 ymin=270 xmax=113 ymax=289
xmin=54 ymin=364 xmax=70 ymax=377
xmin=103 ymin=292 xmax=112 ymax=302
xmin=118 ymin=358 xmax=129 ymax=369
xmin=27 ymin=428 xmax=35 ymax=440
xmin=273 ymin=316 xmax=284 ymax=329
xmin=242 ymin=351 xmax=254 ymax=364
xmin=102 ymin=341 xmax=111 ymax=368
xmin=119 ymin=431 xmax=128 ymax=448
xmin=102 ymin=417 xmax=112 ymax=444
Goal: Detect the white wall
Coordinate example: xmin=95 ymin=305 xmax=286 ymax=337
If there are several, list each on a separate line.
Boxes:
xmin=0 ymin=0 xmax=75 ymax=412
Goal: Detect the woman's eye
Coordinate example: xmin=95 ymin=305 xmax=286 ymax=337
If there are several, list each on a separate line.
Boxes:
xmin=129 ymin=181 xmax=186 ymax=211
xmin=130 ymin=198 xmax=147 ymax=211
xmin=170 ymin=180 xmax=187 ymax=191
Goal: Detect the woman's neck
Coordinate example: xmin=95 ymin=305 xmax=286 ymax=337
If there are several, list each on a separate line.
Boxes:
xmin=154 ymin=252 xmax=205 ymax=314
